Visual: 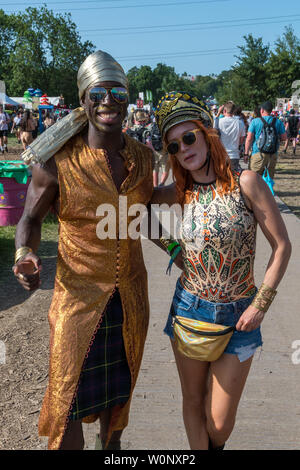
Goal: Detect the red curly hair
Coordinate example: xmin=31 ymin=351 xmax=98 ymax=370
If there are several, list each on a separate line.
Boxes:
xmin=165 ymin=120 xmax=238 ymax=207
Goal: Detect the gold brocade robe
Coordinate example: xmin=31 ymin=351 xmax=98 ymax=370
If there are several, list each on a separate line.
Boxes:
xmin=38 ymin=133 xmax=153 ymax=449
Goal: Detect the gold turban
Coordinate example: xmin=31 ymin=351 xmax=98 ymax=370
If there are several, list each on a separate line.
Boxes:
xmin=21 ymin=50 xmax=128 ymax=167
xmin=77 ymin=50 xmax=128 ymax=101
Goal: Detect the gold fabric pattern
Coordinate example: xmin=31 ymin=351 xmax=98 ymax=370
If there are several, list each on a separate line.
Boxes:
xmin=38 ymin=133 xmax=153 ymax=449
xmin=77 ymin=50 xmax=128 ymax=101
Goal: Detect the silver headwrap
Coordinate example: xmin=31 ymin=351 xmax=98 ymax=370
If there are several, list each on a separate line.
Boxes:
xmin=77 ymin=50 xmax=128 ymax=101
xmin=22 ymin=50 xmax=128 ymax=167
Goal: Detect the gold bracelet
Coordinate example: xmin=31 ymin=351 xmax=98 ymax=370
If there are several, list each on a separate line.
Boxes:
xmin=251 ymin=283 xmax=277 ymax=313
xmin=15 ymin=246 xmax=33 ymax=264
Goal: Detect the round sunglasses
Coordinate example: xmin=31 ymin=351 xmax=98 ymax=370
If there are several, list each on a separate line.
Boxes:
xmin=89 ymin=86 xmax=129 ymax=104
xmin=166 ymin=128 xmax=202 ymax=155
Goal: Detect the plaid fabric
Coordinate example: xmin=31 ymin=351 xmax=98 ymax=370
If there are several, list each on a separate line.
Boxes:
xmin=69 ymin=290 xmax=131 ymax=421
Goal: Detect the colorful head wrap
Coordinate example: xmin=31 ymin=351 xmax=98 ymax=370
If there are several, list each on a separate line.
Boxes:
xmin=155 ymin=91 xmax=213 ymax=139
xmin=22 ymin=50 xmax=127 ymax=167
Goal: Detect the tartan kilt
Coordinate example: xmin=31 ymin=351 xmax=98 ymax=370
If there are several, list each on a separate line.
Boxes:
xmin=69 ymin=289 xmax=131 ymax=421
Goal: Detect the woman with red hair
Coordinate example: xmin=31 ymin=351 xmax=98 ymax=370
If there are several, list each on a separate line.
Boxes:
xmin=151 ymin=92 xmax=291 ymax=450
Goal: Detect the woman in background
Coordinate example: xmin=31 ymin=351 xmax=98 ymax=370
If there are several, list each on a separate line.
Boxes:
xmin=20 ymin=110 xmax=36 ymax=150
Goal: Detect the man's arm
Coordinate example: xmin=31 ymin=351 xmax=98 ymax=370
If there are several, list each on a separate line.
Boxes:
xmin=244 ymin=131 xmax=254 ymax=162
xmin=278 ymin=119 xmax=287 ymax=142
xmin=13 ymin=158 xmax=59 ymax=290
xmin=239 ymin=121 xmax=246 ymax=145
xmin=144 ymin=184 xmax=184 ymax=271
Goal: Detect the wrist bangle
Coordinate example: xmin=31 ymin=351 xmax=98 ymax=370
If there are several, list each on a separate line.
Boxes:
xmin=251 ymin=283 xmax=277 ymax=313
xmin=167 ymin=241 xmax=178 ymax=254
xmin=170 ymin=245 xmax=182 ymax=260
xmin=15 ymin=246 xmax=33 ymax=264
xmin=160 ymin=237 xmax=179 ymax=254
xmin=166 ymin=245 xmax=182 ymax=276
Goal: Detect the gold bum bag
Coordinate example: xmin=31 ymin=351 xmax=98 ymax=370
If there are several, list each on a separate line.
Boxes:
xmin=173 ymin=315 xmax=235 ymax=362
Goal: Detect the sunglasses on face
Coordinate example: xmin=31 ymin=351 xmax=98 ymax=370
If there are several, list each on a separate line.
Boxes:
xmin=166 ymin=128 xmax=202 ymax=155
xmin=89 ymin=86 xmax=129 ymax=104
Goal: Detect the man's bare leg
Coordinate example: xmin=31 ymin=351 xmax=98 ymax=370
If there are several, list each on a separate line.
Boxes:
xmin=59 ymin=419 xmax=84 ymax=450
xmin=98 ymin=409 xmax=123 ymax=448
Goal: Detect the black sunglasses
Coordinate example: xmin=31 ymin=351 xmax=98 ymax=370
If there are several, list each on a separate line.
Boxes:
xmin=89 ymin=86 xmax=129 ymax=104
xmin=167 ymin=129 xmax=201 ymax=155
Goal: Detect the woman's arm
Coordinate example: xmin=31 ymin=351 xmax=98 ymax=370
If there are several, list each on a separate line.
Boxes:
xmin=236 ymin=170 xmax=292 ymax=331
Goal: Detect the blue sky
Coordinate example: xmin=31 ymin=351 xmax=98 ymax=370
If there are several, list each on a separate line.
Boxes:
xmin=2 ymin=0 xmax=300 ymax=76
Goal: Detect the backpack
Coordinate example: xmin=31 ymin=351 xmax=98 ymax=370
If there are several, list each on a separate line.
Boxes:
xmin=257 ymin=117 xmax=278 ymax=154
xmin=149 ymin=122 xmax=163 ymax=151
xmin=126 ymin=124 xmax=147 ymax=143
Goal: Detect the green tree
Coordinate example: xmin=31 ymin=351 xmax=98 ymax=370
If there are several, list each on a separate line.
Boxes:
xmin=233 ymin=34 xmax=270 ymax=108
xmin=266 ymin=26 xmax=300 ymax=99
xmin=0 ymin=10 xmax=18 ymax=81
xmin=153 ymin=63 xmax=181 ymax=102
xmin=0 ymin=6 xmax=95 ymax=106
xmin=193 ymin=75 xmax=218 ymax=100
xmin=126 ymin=63 xmax=185 ymax=105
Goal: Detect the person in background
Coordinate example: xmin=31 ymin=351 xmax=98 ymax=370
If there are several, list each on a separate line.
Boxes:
xmin=0 ymin=104 xmax=10 ymax=153
xmin=31 ymin=112 xmax=39 ymax=139
xmin=43 ymin=112 xmax=55 ymax=129
xmin=234 ymin=106 xmax=248 ymax=159
xmin=11 ymin=111 xmax=23 ymax=144
xmin=127 ymin=106 xmax=135 ymax=127
xmin=19 ymin=110 xmax=36 ymax=150
xmin=244 ymin=101 xmax=287 ymax=178
xmin=214 ymin=102 xmax=245 ymax=171
xmin=283 ymin=109 xmax=300 ymax=156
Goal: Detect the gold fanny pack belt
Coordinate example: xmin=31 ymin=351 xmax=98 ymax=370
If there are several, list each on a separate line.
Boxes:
xmin=173 ymin=315 xmax=235 ymax=362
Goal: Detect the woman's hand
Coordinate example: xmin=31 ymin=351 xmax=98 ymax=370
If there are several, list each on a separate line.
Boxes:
xmin=12 ymin=252 xmax=42 ymax=291
xmin=235 ymin=305 xmax=265 ymax=332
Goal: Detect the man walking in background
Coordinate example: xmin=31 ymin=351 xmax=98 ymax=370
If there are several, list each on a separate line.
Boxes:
xmin=283 ymin=109 xmax=300 ymax=156
xmin=214 ymin=102 xmax=245 ymax=171
xmin=0 ymin=104 xmax=10 ymax=153
xmin=244 ymin=101 xmax=286 ymax=178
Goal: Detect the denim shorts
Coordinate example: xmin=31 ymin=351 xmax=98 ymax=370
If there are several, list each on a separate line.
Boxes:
xmin=164 ymin=279 xmax=263 ymax=362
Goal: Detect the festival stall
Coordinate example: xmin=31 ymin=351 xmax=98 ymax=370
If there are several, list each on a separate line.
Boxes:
xmin=0 ymin=161 xmax=30 ymax=226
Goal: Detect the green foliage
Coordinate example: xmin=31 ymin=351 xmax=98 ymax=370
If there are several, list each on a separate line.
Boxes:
xmin=0 ymin=6 xmax=95 ymax=106
xmin=126 ymin=28 xmax=300 ymax=111
xmin=266 ymin=26 xmax=300 ymax=99
xmin=233 ymin=34 xmax=271 ymax=108
xmin=1 ymin=6 xmax=299 ymax=111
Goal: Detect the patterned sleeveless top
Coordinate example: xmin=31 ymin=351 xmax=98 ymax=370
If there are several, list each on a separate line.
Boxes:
xmin=180 ymin=174 xmax=257 ymax=303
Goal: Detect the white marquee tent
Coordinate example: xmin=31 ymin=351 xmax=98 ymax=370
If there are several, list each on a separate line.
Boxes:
xmin=0 ymin=93 xmax=23 ymax=107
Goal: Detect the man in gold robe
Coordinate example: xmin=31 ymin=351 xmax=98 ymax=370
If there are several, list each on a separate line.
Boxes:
xmin=13 ymin=51 xmax=154 ymax=450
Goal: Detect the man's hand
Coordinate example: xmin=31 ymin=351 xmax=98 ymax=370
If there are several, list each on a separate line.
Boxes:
xmin=217 ymin=105 xmax=224 ymax=117
xmin=12 ymin=253 xmax=42 ymax=291
xmin=243 ymin=154 xmax=249 ymax=164
xmin=173 ymin=251 xmax=184 ymax=271
xmin=235 ymin=305 xmax=265 ymax=332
